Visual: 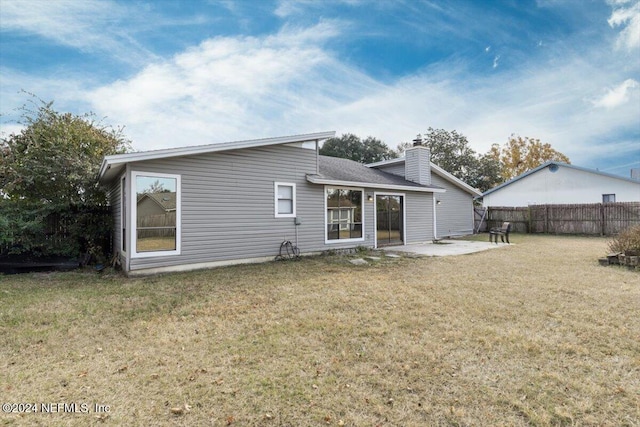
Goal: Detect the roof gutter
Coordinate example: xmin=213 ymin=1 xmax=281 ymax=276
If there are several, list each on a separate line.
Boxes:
xmin=306 ymin=175 xmax=445 ymax=193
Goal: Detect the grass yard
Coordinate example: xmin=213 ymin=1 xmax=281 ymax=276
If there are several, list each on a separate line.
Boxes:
xmin=1 ymin=234 xmax=638 ymax=426
xmin=136 ymin=236 xmax=177 ymax=252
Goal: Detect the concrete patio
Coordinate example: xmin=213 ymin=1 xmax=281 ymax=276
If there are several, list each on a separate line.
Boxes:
xmin=379 ymin=239 xmax=512 ymax=257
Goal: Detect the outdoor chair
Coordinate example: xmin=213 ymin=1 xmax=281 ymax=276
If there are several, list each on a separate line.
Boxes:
xmin=489 ymin=222 xmax=511 ymax=244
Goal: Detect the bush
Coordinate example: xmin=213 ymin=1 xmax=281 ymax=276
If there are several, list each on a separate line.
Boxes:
xmin=0 ymin=201 xmax=111 ymax=260
xmin=608 ymin=225 xmax=640 ymax=255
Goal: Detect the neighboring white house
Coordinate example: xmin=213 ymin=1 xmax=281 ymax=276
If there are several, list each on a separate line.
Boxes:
xmin=481 ymin=161 xmax=640 ymax=207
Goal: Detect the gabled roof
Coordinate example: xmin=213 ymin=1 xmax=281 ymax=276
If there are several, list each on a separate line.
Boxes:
xmin=366 ymin=157 xmax=482 ymax=196
xmin=481 ymin=161 xmax=640 ymax=197
xmin=307 ymin=155 xmax=445 ymax=193
xmin=99 ymin=131 xmax=335 ymax=182
xmin=137 ymin=192 xmax=177 ymax=211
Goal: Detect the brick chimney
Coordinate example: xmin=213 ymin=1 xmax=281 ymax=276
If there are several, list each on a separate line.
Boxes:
xmin=405 ymin=134 xmax=431 ymax=185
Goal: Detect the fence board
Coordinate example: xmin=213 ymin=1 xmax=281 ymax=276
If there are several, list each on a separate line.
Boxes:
xmin=486 ymin=206 xmax=530 ymax=233
xmin=137 ymin=212 xmax=177 ymax=238
xmin=474 ymin=207 xmax=488 ymax=232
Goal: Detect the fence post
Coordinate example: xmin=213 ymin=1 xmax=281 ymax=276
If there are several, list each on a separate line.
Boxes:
xmin=544 ymin=205 xmax=549 ymax=234
xmin=600 ymin=203 xmax=605 ymax=236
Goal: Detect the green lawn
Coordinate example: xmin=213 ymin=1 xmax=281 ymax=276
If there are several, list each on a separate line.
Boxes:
xmin=1 ymin=235 xmax=638 ymax=426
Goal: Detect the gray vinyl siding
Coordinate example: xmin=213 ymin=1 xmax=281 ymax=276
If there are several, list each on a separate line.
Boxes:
xmin=404 ymin=147 xmax=431 ymax=185
xmin=432 ymin=174 xmax=474 ymax=237
xmin=125 ymin=145 xmax=319 ymax=271
xmin=377 ymin=162 xmax=474 ymax=237
xmin=107 ymin=176 xmax=122 ymax=261
xmin=405 ymin=192 xmax=434 ymax=243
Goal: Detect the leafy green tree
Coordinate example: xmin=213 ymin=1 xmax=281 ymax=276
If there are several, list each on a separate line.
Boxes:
xmin=472 ymin=152 xmax=502 ymax=193
xmin=397 ymin=128 xmax=500 ymax=190
xmin=491 ymin=135 xmax=570 ymax=181
xmin=146 ymin=180 xmax=168 ymax=193
xmin=420 ymin=128 xmax=478 ymax=181
xmin=1 ymin=95 xmax=130 ymax=257
xmin=1 ymin=95 xmax=130 ymax=205
xmin=320 ymin=133 xmax=397 ymax=163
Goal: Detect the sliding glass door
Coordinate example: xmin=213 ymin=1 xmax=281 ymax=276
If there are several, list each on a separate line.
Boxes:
xmin=376 ymin=195 xmax=403 ymax=246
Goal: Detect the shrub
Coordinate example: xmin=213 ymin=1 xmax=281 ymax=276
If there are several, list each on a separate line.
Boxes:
xmin=608 ymin=225 xmax=640 ymax=255
xmin=0 ymin=201 xmax=111 ymax=259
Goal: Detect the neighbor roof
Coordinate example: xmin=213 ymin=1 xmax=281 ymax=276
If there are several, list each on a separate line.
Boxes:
xmin=366 ymin=157 xmax=481 ymax=196
xmin=99 ymin=131 xmax=335 ymax=182
xmin=307 ymin=156 xmax=445 ymax=193
xmin=137 ymin=192 xmax=177 ymax=211
xmin=481 ymin=161 xmax=640 ymax=197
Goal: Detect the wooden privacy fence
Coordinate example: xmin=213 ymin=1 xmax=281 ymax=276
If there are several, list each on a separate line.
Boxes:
xmin=475 ymin=202 xmax=640 ymax=236
xmin=1 ymin=205 xmax=112 ymax=256
xmin=137 ymin=212 xmax=177 ymax=238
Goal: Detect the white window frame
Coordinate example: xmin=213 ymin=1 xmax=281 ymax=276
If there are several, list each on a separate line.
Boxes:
xmin=324 ymin=186 xmax=365 ymax=244
xmin=121 ymin=175 xmax=127 ymax=254
xmin=274 ymin=182 xmax=296 ymax=218
xmin=131 ymin=171 xmax=181 ymax=258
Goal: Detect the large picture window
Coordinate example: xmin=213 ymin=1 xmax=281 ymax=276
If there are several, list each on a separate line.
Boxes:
xmin=326 ymin=187 xmax=363 ymax=241
xmin=132 ymin=172 xmax=181 ymax=257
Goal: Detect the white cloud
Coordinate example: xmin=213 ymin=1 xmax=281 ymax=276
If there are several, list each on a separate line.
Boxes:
xmin=607 ymin=0 xmax=640 ymax=50
xmin=3 ymin=6 xmax=637 ymax=176
xmin=78 ymin=16 xmax=639 ymax=173
xmin=275 ymin=0 xmax=318 ymax=18
xmin=0 ymin=123 xmax=23 ymax=139
xmin=0 ymin=0 xmax=158 ymax=65
xmin=593 ymin=79 xmax=640 ymax=108
xmin=275 ymin=0 xmax=362 ymax=18
xmin=86 ymin=22 xmax=381 ymax=149
xmin=0 ymin=68 xmax=93 ymax=131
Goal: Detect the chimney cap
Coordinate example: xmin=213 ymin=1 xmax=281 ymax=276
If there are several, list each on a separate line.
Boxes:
xmin=412 ymin=134 xmax=423 ymax=146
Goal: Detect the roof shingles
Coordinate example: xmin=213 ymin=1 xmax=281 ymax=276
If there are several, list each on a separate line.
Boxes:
xmin=311 ymin=155 xmax=443 ymax=191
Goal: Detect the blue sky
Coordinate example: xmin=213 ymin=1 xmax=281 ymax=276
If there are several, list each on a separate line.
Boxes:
xmin=1 ymin=0 xmax=639 ymax=178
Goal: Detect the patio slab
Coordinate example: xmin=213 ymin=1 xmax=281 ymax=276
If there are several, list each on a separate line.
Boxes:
xmin=380 ymin=239 xmax=511 ymax=257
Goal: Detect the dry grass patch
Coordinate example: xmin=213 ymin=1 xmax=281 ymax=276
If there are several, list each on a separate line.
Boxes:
xmin=1 ymin=234 xmax=638 ymax=426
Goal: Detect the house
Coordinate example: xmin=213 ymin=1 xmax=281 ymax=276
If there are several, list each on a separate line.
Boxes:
xmin=98 ymin=131 xmax=478 ymax=275
xmin=481 ymin=161 xmax=640 ymax=207
xmin=136 ymin=192 xmax=176 ymax=217
xmin=366 ymin=157 xmax=482 ymax=238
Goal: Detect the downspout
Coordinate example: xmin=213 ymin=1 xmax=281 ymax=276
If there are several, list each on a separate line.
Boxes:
xmin=433 ymin=194 xmax=438 ymax=240
xmin=315 ymin=139 xmax=319 ymax=174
